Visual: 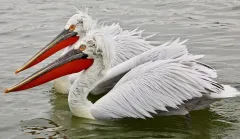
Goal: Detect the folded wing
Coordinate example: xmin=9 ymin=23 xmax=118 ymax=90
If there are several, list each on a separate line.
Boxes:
xmin=91 ymin=52 xmax=222 ymax=120
xmin=90 ymin=39 xmax=213 ymax=94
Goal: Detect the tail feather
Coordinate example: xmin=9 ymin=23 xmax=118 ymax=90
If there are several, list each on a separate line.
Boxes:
xmin=208 ymin=85 xmax=240 ymax=99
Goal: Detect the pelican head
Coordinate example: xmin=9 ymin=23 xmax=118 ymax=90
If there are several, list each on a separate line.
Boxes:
xmin=5 ymin=29 xmax=113 ymax=93
xmin=15 ymin=9 xmax=97 ymax=74
xmin=73 ymin=30 xmax=113 ymax=69
xmin=65 ymin=11 xmax=96 ymax=36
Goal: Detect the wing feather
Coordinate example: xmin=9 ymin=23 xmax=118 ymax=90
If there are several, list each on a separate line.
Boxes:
xmin=110 ymin=28 xmax=155 ymax=67
xmin=90 ymin=39 xmax=189 ymax=94
xmin=91 ymin=59 xmax=222 ymax=120
xmin=101 ymin=23 xmax=155 ymax=67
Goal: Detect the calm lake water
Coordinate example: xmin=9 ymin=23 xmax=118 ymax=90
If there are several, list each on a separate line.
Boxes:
xmin=1 ymin=0 xmax=240 ymax=138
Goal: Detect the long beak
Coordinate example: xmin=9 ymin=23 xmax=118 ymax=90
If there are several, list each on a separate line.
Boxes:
xmin=15 ymin=29 xmax=79 ymax=74
xmin=5 ymin=49 xmax=93 ymax=93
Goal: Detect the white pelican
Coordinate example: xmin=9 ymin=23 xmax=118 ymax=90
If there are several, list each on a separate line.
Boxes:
xmin=15 ymin=9 xmax=155 ymax=94
xmin=5 ymin=29 xmax=240 ymax=120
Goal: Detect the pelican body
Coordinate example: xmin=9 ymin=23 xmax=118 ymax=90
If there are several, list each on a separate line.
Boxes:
xmin=6 ymin=27 xmax=240 ymax=120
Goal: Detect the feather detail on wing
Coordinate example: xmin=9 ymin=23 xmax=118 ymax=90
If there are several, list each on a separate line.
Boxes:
xmin=91 ymin=58 xmax=223 ymax=120
xmin=109 ymin=27 xmax=155 ymax=67
xmin=90 ymin=39 xmax=190 ymax=94
xmin=99 ymin=23 xmax=156 ymax=67
xmin=100 ymin=23 xmax=123 ymax=37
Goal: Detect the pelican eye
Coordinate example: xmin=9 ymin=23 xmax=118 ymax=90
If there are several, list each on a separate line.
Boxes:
xmin=79 ymin=45 xmax=86 ymax=51
xmin=77 ymin=19 xmax=83 ymax=24
xmin=69 ymin=24 xmax=76 ymax=31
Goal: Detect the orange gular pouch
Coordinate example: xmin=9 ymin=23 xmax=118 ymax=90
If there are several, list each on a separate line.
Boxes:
xmin=6 ymin=49 xmax=93 ymax=93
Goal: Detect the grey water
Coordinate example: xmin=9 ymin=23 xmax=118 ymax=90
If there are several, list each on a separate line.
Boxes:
xmin=1 ymin=0 xmax=240 ymax=138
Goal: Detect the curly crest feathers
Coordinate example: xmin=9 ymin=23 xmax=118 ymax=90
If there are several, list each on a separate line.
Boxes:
xmin=85 ymin=30 xmax=115 ymax=70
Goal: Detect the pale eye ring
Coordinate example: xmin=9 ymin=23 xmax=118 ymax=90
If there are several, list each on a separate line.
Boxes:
xmin=79 ymin=45 xmax=86 ymax=51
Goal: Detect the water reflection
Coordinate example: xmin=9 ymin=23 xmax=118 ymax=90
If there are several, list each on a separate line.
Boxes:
xmin=19 ymin=89 xmax=232 ymax=139
xmin=19 ymin=118 xmax=64 ymax=139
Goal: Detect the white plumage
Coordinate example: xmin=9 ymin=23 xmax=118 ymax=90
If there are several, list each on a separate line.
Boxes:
xmin=91 ymin=59 xmax=219 ymax=119
xmin=91 ymin=39 xmax=206 ymax=94
xmin=66 ymin=31 xmax=240 ymax=120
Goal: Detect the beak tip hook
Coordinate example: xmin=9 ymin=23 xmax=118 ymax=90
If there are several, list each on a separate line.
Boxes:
xmin=4 ymin=88 xmax=10 ymax=94
xmin=15 ymin=68 xmax=22 ymax=74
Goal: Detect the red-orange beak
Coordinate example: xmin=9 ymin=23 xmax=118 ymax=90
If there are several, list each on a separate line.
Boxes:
xmin=5 ymin=49 xmax=93 ymax=93
xmin=15 ymin=29 xmax=79 ymax=74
